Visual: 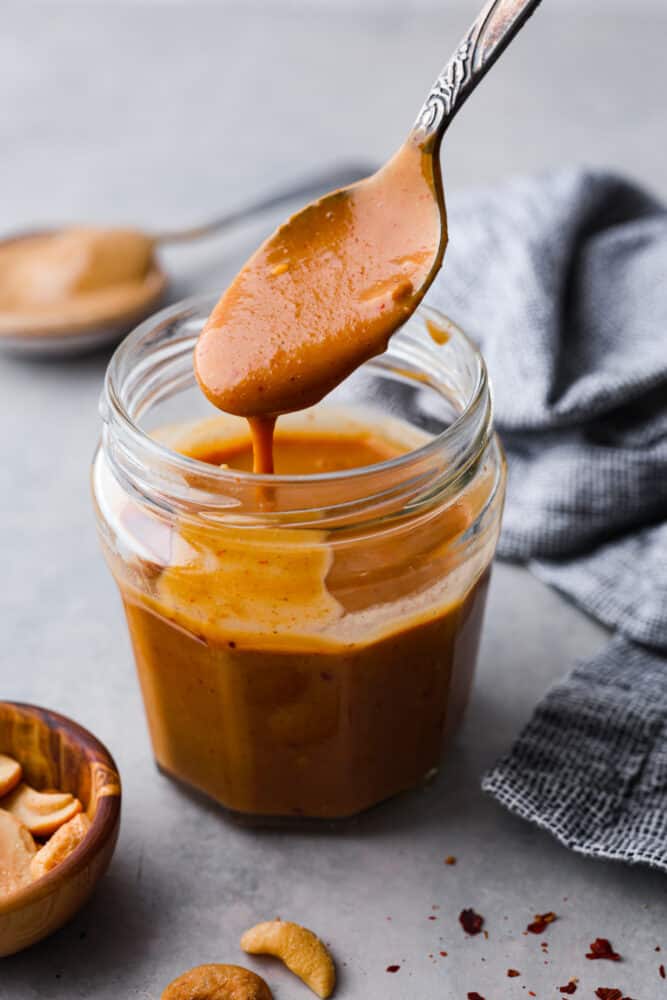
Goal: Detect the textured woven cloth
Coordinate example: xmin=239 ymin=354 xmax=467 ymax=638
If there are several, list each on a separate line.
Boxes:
xmin=427 ymin=168 xmax=667 ymax=870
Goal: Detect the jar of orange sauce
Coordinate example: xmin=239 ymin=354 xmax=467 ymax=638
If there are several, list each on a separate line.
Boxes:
xmin=92 ymin=297 xmax=505 ymax=821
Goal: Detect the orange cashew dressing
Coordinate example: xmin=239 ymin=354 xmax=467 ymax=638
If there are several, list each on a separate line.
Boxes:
xmin=0 ymin=228 xmax=166 ymax=339
xmin=111 ymin=412 xmax=499 ymax=818
xmin=194 ymin=139 xmax=446 ymax=472
xmin=97 ymin=135 xmax=505 ymax=819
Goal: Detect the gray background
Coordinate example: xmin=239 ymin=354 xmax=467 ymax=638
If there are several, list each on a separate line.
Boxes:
xmin=2 ymin=2 xmax=666 ymax=998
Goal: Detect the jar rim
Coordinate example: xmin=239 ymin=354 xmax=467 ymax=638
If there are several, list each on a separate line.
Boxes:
xmin=103 ymin=294 xmax=491 ymax=502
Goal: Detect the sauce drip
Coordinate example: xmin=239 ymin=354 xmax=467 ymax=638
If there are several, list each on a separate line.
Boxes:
xmin=248 ymin=417 xmax=276 ymax=475
xmin=194 ymin=139 xmax=446 ymax=471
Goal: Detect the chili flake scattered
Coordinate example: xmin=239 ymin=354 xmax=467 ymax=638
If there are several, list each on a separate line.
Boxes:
xmin=445 ymin=855 xmax=457 ymax=865
xmin=507 ymin=968 xmax=520 ymax=977
xmin=559 ymin=981 xmax=578 ymax=994
xmin=467 ymin=993 xmax=485 ymax=1000
xmin=586 ymin=938 xmax=621 ymax=961
xmin=661 ymin=964 xmax=666 ymax=979
xmin=527 ymin=911 xmax=557 ymax=934
xmin=459 ymin=908 xmax=484 ymax=936
xmin=386 ymin=965 xmax=400 ymax=973
xmin=439 ymin=951 xmax=447 ymax=957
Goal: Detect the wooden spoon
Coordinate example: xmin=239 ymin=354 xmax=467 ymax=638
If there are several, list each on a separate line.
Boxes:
xmin=195 ymin=0 xmax=543 ymax=434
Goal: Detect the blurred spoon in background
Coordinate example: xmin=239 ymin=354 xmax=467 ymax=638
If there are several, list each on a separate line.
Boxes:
xmin=0 ymin=163 xmax=373 ymax=359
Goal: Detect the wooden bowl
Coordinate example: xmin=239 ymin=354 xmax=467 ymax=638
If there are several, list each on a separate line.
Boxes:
xmin=0 ymin=702 xmax=121 ymax=957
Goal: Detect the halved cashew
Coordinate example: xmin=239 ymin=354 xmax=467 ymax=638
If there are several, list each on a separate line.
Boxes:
xmin=30 ymin=812 xmax=91 ymax=879
xmin=0 ymin=755 xmax=22 ymax=797
xmin=1 ymin=783 xmax=82 ymax=837
xmin=161 ymin=963 xmax=272 ymax=1000
xmin=0 ymin=808 xmax=36 ymax=896
xmin=241 ymin=920 xmax=335 ymax=999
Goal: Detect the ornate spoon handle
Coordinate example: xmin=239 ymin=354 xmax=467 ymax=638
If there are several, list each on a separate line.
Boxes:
xmin=412 ymin=0 xmax=543 ymax=146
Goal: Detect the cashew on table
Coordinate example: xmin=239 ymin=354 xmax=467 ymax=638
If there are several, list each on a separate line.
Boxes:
xmin=161 ymin=963 xmax=273 ymax=1000
xmin=241 ymin=920 xmax=336 ymax=999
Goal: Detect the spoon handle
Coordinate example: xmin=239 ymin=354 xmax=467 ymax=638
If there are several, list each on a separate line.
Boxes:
xmin=153 ymin=163 xmax=374 ymax=245
xmin=412 ymin=0 xmax=542 ymax=146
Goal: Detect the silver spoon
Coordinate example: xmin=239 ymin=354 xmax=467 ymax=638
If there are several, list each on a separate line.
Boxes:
xmin=195 ymin=0 xmax=544 ymax=422
xmin=0 ymin=163 xmax=373 ymax=358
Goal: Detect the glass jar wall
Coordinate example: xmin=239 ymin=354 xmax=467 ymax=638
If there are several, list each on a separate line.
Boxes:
xmin=92 ymin=298 xmax=505 ymax=821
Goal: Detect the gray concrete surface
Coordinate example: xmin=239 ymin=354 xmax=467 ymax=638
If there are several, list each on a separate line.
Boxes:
xmin=2 ymin=3 xmax=666 ymax=998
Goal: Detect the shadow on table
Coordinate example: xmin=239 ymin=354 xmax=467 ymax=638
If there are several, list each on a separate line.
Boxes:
xmin=0 ymin=855 xmax=156 ymax=997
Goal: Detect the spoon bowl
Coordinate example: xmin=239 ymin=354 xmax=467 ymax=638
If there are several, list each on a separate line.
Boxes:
xmin=195 ymin=142 xmax=446 ymax=419
xmin=0 ymin=229 xmax=168 ymax=358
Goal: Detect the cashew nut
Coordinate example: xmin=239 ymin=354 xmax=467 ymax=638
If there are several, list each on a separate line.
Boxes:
xmin=0 ymin=808 xmax=36 ymax=896
xmin=0 ymin=755 xmax=22 ymax=797
xmin=1 ymin=783 xmax=82 ymax=837
xmin=161 ymin=964 xmax=272 ymax=1000
xmin=30 ymin=812 xmax=91 ymax=879
xmin=241 ymin=920 xmax=335 ymax=999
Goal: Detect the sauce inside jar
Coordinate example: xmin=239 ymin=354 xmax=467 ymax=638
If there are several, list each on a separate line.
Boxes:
xmin=114 ymin=410 xmax=495 ymax=818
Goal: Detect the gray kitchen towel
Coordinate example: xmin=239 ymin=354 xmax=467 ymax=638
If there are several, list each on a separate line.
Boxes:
xmin=427 ymin=167 xmax=667 ymax=870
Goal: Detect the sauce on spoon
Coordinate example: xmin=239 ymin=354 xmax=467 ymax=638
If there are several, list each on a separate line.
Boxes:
xmin=194 ymin=138 xmax=446 ymax=472
xmin=0 ymin=228 xmax=165 ymax=339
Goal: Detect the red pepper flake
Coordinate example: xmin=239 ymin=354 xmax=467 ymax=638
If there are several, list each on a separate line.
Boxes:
xmin=660 ymin=963 xmax=666 ymax=979
xmin=467 ymin=994 xmax=485 ymax=1000
xmin=507 ymin=968 xmax=521 ymax=977
xmin=459 ymin=908 xmax=484 ymax=935
xmin=528 ymin=993 xmax=537 ymax=997
xmin=586 ymin=938 xmax=622 ymax=961
xmin=439 ymin=951 xmax=448 ymax=957
xmin=444 ymin=855 xmax=457 ymax=865
xmin=386 ymin=965 xmax=400 ymax=973
xmin=594 ymin=991 xmax=622 ymax=1000
xmin=428 ymin=915 xmax=437 ymax=920
xmin=559 ymin=981 xmax=578 ymax=994
xmin=527 ymin=911 xmax=557 ymax=934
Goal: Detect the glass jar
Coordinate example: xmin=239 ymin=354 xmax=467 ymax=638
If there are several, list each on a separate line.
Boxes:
xmin=92 ymin=296 xmax=506 ymax=821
